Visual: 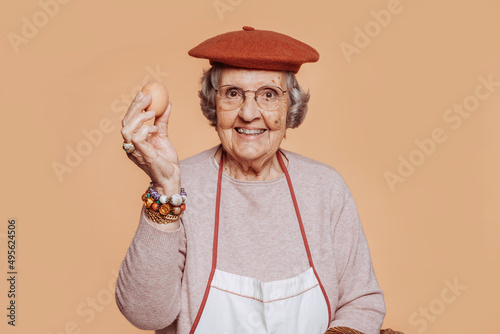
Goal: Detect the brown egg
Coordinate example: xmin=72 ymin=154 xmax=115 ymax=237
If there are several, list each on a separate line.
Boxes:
xmin=140 ymin=81 xmax=169 ymax=117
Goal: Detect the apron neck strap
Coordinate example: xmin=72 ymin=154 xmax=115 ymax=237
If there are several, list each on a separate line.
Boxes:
xmin=276 ymin=150 xmax=332 ymax=321
xmin=190 ymin=151 xmax=225 ymax=333
xmin=213 ymin=150 xmax=317 ymax=268
xmin=276 ymin=151 xmax=315 ymax=268
xmin=213 ymin=151 xmax=224 ymax=268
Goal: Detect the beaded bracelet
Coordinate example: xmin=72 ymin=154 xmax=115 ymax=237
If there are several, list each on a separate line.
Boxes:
xmin=145 ymin=207 xmax=184 ymax=225
xmin=142 ymin=185 xmax=187 ymax=224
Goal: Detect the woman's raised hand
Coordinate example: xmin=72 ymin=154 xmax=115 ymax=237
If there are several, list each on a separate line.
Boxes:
xmin=121 ymin=91 xmax=180 ymax=196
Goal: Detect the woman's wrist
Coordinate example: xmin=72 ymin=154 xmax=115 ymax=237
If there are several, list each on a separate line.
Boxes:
xmin=151 ymin=175 xmax=181 ymax=197
xmin=150 ymin=164 xmax=181 ymax=193
xmin=151 ymin=184 xmax=180 ymax=197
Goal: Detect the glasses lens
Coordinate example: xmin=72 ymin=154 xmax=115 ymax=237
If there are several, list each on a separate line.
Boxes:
xmin=217 ymin=86 xmax=243 ymax=109
xmin=256 ymin=86 xmax=283 ymax=110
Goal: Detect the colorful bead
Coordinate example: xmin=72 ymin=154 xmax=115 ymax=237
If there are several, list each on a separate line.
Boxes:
xmin=180 ymin=188 xmax=187 ymax=196
xmin=152 ymin=202 xmax=159 ymax=211
xmin=144 ymin=197 xmax=155 ymax=209
xmin=159 ymin=195 xmax=168 ymax=204
xmin=142 ymin=193 xmax=148 ymax=201
xmin=180 ymin=204 xmax=186 ymax=212
xmin=172 ymin=206 xmax=181 ymax=215
xmin=151 ymin=190 xmax=161 ymax=201
xmin=181 ymin=195 xmax=187 ymax=204
xmin=159 ymin=204 xmax=171 ymax=215
xmin=170 ymin=194 xmax=183 ymax=206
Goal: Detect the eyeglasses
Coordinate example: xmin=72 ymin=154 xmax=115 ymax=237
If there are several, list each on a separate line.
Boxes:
xmin=215 ymin=85 xmax=294 ymax=111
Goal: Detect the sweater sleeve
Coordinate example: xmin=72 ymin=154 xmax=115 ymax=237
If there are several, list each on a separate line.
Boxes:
xmin=115 ymin=206 xmax=187 ymax=330
xmin=329 ymin=194 xmax=386 ymax=334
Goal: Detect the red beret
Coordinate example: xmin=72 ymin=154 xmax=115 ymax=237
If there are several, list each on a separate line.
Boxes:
xmin=188 ymin=26 xmax=319 ymax=74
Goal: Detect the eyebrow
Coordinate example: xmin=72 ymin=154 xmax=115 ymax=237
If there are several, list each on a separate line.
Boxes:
xmin=221 ymin=84 xmax=285 ymax=89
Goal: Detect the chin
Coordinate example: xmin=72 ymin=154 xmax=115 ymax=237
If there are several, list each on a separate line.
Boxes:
xmin=231 ymin=144 xmax=272 ymax=163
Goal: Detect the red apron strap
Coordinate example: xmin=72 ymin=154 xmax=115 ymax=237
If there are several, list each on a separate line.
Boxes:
xmin=276 ymin=151 xmax=332 ymax=323
xmin=189 ymin=152 xmax=224 ymax=334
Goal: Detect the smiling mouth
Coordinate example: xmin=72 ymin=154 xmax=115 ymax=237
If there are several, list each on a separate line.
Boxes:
xmin=235 ymin=128 xmax=267 ymax=135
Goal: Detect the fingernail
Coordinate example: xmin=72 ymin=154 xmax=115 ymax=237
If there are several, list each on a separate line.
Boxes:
xmin=135 ymin=91 xmax=143 ymax=101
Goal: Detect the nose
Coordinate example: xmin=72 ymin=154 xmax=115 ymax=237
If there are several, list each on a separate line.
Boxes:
xmin=238 ymin=91 xmax=261 ymax=122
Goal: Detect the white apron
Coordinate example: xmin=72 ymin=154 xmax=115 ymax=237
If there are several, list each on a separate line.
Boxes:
xmin=189 ymin=151 xmax=331 ymax=334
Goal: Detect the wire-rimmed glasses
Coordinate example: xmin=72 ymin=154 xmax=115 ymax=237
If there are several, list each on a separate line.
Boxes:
xmin=215 ymin=85 xmax=294 ymax=111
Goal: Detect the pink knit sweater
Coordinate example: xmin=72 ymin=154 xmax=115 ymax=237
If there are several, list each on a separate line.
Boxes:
xmin=115 ymin=146 xmax=385 ymax=334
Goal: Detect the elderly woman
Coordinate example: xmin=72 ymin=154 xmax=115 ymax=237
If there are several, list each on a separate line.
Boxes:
xmin=116 ymin=27 xmax=385 ymax=334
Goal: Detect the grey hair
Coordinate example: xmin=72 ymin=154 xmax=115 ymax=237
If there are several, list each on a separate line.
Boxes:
xmin=198 ymin=63 xmax=310 ymax=128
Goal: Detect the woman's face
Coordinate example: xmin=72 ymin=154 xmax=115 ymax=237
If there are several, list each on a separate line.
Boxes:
xmin=215 ymin=67 xmax=289 ymax=166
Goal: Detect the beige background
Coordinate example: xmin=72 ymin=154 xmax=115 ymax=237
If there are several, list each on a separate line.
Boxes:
xmin=1 ymin=0 xmax=499 ymax=333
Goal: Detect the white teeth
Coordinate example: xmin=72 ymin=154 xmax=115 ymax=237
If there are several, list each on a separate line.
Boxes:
xmin=236 ymin=128 xmax=266 ymax=135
